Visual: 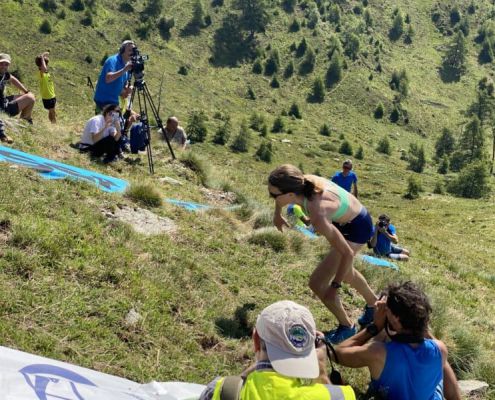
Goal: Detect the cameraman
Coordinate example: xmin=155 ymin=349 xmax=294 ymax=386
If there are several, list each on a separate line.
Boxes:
xmin=93 ymin=40 xmax=134 ymax=113
xmin=369 ymin=214 xmax=410 ymax=261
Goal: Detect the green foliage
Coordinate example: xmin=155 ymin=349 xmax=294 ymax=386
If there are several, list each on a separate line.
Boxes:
xmin=403 ymin=175 xmax=422 ymax=199
xmin=264 ymin=50 xmax=280 ymax=76
xmin=374 ymin=103 xmax=384 ymax=119
xmin=212 ymin=13 xmax=252 ymax=66
xmin=271 ymin=116 xmax=285 ymax=133
xmin=39 ymin=0 xmax=57 ymax=12
xmin=447 ymin=161 xmax=491 ymax=199
xmin=270 ymin=76 xmax=280 ymax=88
xmin=479 ymin=38 xmax=494 ymax=64
xmin=136 ymin=22 xmax=153 ymax=40
xmin=158 ymin=17 xmax=175 ymax=40
xmin=435 ymin=128 xmax=456 ymax=159
xmin=70 ymin=0 xmax=85 ymax=11
xmin=231 ymin=121 xmax=251 ymax=152
xmin=455 ymin=116 xmax=485 ymax=168
xmin=183 ymin=0 xmax=205 ymax=35
xmin=180 ymin=151 xmax=211 ymax=186
xmin=178 ymin=66 xmax=188 ymax=75
xmin=449 ymin=328 xmax=481 ymax=374
xmin=404 ymin=24 xmax=414 ymax=44
xmin=39 ymin=19 xmax=52 ymax=34
xmin=296 ymin=38 xmax=307 ymax=57
xmin=186 ymin=111 xmax=208 ymax=143
xmin=119 ymin=1 xmax=134 ymax=13
xmin=80 ymin=10 xmax=93 ymax=27
xmin=289 ymin=18 xmax=300 ymax=32
xmin=377 ymin=136 xmax=391 ymax=155
xmin=438 ymin=156 xmax=449 ymax=174
xmin=140 ymin=0 xmax=163 ymax=21
xmin=355 ymin=145 xmax=364 ymax=160
xmin=282 ymin=0 xmax=296 ymax=13
xmin=344 ymin=33 xmax=360 ymax=60
xmin=308 ymin=76 xmax=325 ymax=103
xmin=433 ymin=181 xmax=444 ymax=194
xmin=390 ymin=69 xmax=409 ymax=97
xmin=441 ymin=31 xmax=467 ymax=82
xmin=126 ymin=184 xmax=163 ymax=208
xmin=255 ymin=141 xmax=273 ymax=163
xmin=328 ymin=4 xmax=340 ymax=24
xmin=288 ymin=103 xmax=302 ymax=119
xmin=233 ymin=0 xmax=269 ymax=36
xmin=364 ymin=9 xmax=373 ymax=27
xmin=247 ymin=228 xmax=287 ymax=252
xmin=389 ymin=12 xmax=404 ymax=41
xmin=450 ymin=7 xmax=461 ymax=26
xmin=319 ymin=124 xmax=330 ymax=136
xmin=339 ymin=140 xmax=353 ymax=156
xmin=298 ymin=46 xmax=315 ymax=75
xmin=284 ymin=61 xmax=294 ymax=78
xmin=325 ymin=52 xmax=343 ymax=88
xmin=407 ymin=143 xmax=426 ymax=173
xmin=249 ymin=112 xmax=265 ymax=132
xmin=213 ymin=117 xmax=231 ymax=145
xmin=247 ymin=87 xmax=256 ymax=100
xmin=252 ymin=59 xmax=262 ymax=74
xmin=327 ymin=35 xmax=343 ymax=60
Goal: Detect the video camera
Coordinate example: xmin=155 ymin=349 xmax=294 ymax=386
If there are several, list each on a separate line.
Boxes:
xmin=130 ymin=46 xmax=149 ymax=81
xmin=378 ymin=221 xmax=388 ymax=228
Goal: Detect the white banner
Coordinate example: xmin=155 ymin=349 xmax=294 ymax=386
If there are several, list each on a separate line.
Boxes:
xmin=0 ymin=346 xmax=205 ymax=400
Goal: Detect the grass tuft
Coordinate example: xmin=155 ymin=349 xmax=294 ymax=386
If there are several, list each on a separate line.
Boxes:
xmin=126 ymin=184 xmax=163 ymax=208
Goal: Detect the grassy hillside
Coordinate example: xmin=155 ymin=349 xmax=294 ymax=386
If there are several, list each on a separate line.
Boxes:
xmin=1 ymin=0 xmax=495 ymax=398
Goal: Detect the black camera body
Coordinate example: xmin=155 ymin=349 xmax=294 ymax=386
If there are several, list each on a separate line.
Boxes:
xmin=378 ymin=221 xmax=387 ymax=228
xmin=130 ymin=47 xmax=149 ymax=80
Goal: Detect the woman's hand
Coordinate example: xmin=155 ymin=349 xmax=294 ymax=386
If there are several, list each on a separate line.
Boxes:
xmin=373 ymin=298 xmax=387 ymax=331
xmin=273 ymin=213 xmax=289 ymax=231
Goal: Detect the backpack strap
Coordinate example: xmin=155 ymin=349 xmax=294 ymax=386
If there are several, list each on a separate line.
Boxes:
xmin=219 ymin=376 xmax=243 ymax=400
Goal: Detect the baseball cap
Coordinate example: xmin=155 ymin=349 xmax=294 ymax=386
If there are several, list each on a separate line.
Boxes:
xmin=0 ymin=54 xmax=11 ymax=64
xmin=255 ymin=300 xmax=318 ymax=379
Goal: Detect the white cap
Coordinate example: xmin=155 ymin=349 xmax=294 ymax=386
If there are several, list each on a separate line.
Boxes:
xmin=255 ymin=300 xmax=318 ymax=379
xmin=0 ymin=54 xmax=11 ymax=64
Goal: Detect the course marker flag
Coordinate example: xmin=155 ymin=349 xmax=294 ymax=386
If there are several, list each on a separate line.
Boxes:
xmin=0 ymin=145 xmax=128 ymax=193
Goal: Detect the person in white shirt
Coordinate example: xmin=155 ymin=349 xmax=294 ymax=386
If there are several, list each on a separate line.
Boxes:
xmin=81 ymin=104 xmax=122 ymax=163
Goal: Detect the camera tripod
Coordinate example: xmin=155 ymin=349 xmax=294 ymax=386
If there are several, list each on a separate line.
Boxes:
xmin=124 ymin=76 xmax=176 ymax=174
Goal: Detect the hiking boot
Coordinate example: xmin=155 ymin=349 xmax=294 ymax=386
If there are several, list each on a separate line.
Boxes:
xmin=357 ymin=305 xmax=375 ymax=328
xmin=324 ymin=325 xmax=356 ymax=344
xmin=103 ymin=154 xmax=118 ymax=164
xmin=0 ymin=134 xmax=13 ymax=144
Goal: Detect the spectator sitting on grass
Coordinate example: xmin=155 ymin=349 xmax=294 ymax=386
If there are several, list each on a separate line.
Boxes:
xmin=331 ymin=159 xmax=358 ymax=198
xmin=369 ymin=214 xmax=410 ymax=261
xmin=199 ymin=300 xmax=356 ymax=400
xmin=332 ymin=281 xmax=461 ymax=400
xmin=80 ymin=104 xmax=122 ymax=163
xmin=161 ymin=116 xmax=188 ymax=150
xmin=35 ymin=52 xmax=57 ymax=124
xmin=0 ymin=53 xmax=35 ymax=124
xmin=287 ymin=203 xmax=314 ymax=232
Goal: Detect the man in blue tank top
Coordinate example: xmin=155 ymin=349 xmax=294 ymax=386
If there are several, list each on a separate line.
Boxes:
xmin=331 ymin=159 xmax=358 ymax=197
xmin=330 ymin=282 xmax=462 ymax=400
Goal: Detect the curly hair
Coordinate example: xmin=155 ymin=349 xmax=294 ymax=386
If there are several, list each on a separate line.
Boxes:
xmin=385 ymin=281 xmax=432 ymax=337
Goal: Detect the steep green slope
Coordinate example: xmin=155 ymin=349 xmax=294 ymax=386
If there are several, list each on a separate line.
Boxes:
xmin=1 ymin=0 xmax=494 ymax=397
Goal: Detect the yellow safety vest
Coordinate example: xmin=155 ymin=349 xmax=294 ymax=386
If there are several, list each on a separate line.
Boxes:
xmin=212 ymin=370 xmax=356 ymax=400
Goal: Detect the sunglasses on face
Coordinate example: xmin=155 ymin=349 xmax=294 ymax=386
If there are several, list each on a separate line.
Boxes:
xmin=343 ymin=165 xmax=352 ymax=170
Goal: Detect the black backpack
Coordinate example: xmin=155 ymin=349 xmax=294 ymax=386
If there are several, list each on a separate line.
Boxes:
xmin=130 ymin=122 xmax=149 ymax=153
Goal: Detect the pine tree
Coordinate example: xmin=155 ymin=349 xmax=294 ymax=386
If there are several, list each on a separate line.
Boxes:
xmin=264 ymin=50 xmax=280 ymax=76
xmin=389 ymin=12 xmax=404 ymax=40
xmin=407 ymin=143 xmax=426 ymax=173
xmin=271 ymin=116 xmax=285 ymax=133
xmin=374 ymin=103 xmax=384 ymax=119
xmin=435 ymin=128 xmax=456 ymax=159
xmin=284 ymin=61 xmax=294 ymax=78
xmin=296 ymin=38 xmax=307 ymax=57
xmin=479 ymin=38 xmax=494 ymax=64
xmin=298 ymin=46 xmax=316 ymax=75
xmin=213 ymin=118 xmax=232 ymax=145
xmin=309 ymin=77 xmax=325 ymax=103
xmin=442 ymin=31 xmax=467 ymax=80
xmin=458 ymin=116 xmax=484 ymax=164
xmin=320 ymin=124 xmax=331 ymax=136
xmin=355 ymin=145 xmax=364 ymax=160
xmin=231 ymin=121 xmax=251 ymax=152
xmin=377 ymin=136 xmax=391 ymax=155
xmin=234 ymin=0 xmax=269 ymax=38
xmin=288 ymin=103 xmax=302 ymax=119
xmin=187 ymin=111 xmax=208 ymax=143
xmin=326 ymin=52 xmax=343 ymax=88
xmin=255 ymin=142 xmax=273 ymax=163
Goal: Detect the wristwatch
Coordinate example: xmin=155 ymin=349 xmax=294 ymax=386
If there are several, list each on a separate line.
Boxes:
xmin=366 ymin=323 xmax=380 ymax=336
xmin=330 ymin=281 xmax=342 ymax=289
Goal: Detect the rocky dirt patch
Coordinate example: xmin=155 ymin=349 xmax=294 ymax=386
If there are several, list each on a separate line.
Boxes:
xmin=104 ymin=205 xmax=176 ymax=236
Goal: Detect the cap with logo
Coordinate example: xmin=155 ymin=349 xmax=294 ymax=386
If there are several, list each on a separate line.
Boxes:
xmin=255 ymin=300 xmax=318 ymax=379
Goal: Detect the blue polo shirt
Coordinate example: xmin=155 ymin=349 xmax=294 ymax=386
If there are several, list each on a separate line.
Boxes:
xmin=373 ymin=224 xmax=396 ymax=255
xmin=94 ymin=53 xmax=130 ymax=106
xmin=331 ymin=171 xmax=357 ymax=192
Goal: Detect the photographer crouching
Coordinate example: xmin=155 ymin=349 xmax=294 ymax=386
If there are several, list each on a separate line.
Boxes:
xmin=369 ymin=214 xmax=410 ymax=261
xmin=93 ymin=40 xmax=135 ymax=114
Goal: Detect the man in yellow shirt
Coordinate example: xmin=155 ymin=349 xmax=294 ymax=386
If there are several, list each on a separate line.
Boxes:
xmin=35 ymin=52 xmax=56 ymax=123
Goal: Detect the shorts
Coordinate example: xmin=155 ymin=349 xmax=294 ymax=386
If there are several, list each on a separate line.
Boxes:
xmin=1 ymin=95 xmax=20 ymax=116
xmin=42 ymin=97 xmax=57 ymax=110
xmin=333 ymin=207 xmax=373 ymax=244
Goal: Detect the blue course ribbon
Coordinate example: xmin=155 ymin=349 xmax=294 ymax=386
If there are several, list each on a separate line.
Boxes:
xmin=360 ymin=254 xmax=399 ymax=271
xmin=0 ymin=145 xmax=128 ymax=193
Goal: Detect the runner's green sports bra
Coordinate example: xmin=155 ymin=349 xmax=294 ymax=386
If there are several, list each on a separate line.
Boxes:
xmin=303 ymin=180 xmax=351 ymax=221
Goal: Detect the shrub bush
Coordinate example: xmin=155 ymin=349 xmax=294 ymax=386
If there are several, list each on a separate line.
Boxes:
xmin=119 ymin=1 xmax=134 ymax=13
xmin=180 ymin=152 xmax=211 ymax=187
xmin=374 ymin=103 xmax=384 ymax=119
xmin=447 ymin=161 xmax=491 ymax=198
xmin=377 ymin=136 xmax=391 ymax=155
xmin=40 ymin=0 xmax=57 ymax=12
xmin=270 ymin=76 xmax=280 ymax=88
xmin=284 ymin=61 xmax=294 ymax=78
xmin=213 ymin=118 xmax=231 ymax=145
xmin=255 ymin=142 xmax=273 ymax=163
xmin=309 ymin=76 xmax=325 ymax=103
xmin=70 ymin=0 xmax=85 ymax=11
xmin=39 ymin=19 xmax=52 ymax=34
xmin=403 ymin=175 xmax=422 ymax=199
xmin=231 ymin=122 xmax=250 ymax=152
xmin=320 ymin=124 xmax=331 ymax=136
xmin=187 ymin=111 xmax=208 ymax=143
xmin=355 ymin=145 xmax=364 ymax=160
xmin=288 ymin=103 xmax=302 ymax=119
xmin=247 ymin=228 xmax=287 ymax=252
xmin=339 ymin=140 xmax=353 ymax=156
xmin=271 ymin=116 xmax=285 ymax=133
xmin=127 ymin=184 xmax=163 ymax=208
xmin=252 ymin=59 xmax=263 ymax=74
